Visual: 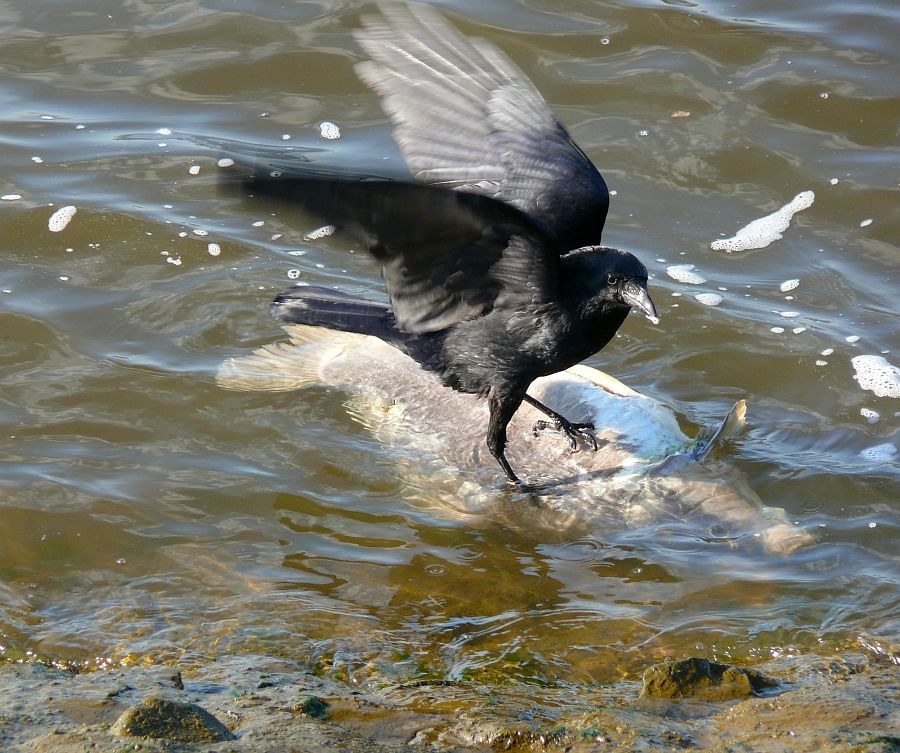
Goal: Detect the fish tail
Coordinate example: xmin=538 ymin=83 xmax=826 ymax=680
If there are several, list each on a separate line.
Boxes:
xmin=693 ymin=399 xmax=747 ymax=461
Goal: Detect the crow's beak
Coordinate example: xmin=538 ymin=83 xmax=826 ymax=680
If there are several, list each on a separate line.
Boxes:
xmin=622 ymin=281 xmax=659 ymax=324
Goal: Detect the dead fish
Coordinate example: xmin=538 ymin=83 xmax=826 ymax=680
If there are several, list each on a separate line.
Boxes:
xmin=218 ymin=325 xmax=810 ymax=553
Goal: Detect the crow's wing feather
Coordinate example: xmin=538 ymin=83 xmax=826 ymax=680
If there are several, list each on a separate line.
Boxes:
xmin=237 ymin=168 xmax=561 ymax=333
xmin=354 ymin=2 xmax=610 ymax=251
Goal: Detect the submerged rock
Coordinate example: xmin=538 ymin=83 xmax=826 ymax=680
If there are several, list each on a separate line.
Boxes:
xmin=296 ymin=694 xmax=330 ymax=719
xmin=111 ymin=695 xmax=233 ymax=742
xmin=641 ymin=658 xmax=779 ymax=701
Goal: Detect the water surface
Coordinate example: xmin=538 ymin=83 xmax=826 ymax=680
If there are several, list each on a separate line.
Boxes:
xmin=0 ymin=0 xmax=897 ymax=688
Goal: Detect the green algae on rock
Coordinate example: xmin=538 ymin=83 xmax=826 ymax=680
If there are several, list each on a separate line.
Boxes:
xmin=111 ymin=696 xmax=233 ymax=742
xmin=641 ymin=658 xmax=779 ymax=701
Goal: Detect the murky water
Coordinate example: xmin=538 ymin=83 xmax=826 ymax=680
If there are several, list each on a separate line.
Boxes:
xmin=0 ymin=0 xmax=897 ymax=693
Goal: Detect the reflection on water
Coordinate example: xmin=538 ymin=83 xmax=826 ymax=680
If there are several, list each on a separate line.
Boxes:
xmin=0 ymin=0 xmax=897 ymax=689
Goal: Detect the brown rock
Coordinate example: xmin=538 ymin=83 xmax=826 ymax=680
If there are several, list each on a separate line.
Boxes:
xmin=641 ymin=658 xmax=779 ymax=701
xmin=110 ymin=695 xmax=233 ymax=742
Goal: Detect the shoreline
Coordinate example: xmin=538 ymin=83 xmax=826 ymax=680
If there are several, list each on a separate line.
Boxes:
xmin=1 ymin=651 xmax=896 ymax=752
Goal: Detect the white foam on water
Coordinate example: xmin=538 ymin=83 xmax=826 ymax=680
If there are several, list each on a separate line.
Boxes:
xmin=779 ymin=311 xmax=800 ymax=318
xmin=166 ymin=256 xmax=182 ymax=266
xmin=156 ymin=127 xmax=172 ymax=136
xmin=304 ymin=224 xmax=335 ymax=241
xmin=318 ymin=121 xmax=341 ymax=140
xmin=1 ymin=194 xmax=21 ymax=201
xmin=780 ymin=278 xmax=800 ymax=292
xmin=771 ymin=327 xmax=785 ymax=334
xmin=821 ymin=348 xmax=834 ymax=356
xmin=188 ymin=165 xmax=200 ymax=175
xmin=287 ymin=269 xmax=301 ymax=280
xmin=695 ymin=292 xmax=722 ymax=306
xmin=207 ymin=243 xmax=221 ymax=257
xmin=851 ymin=355 xmax=900 ymax=398
xmin=859 ymin=218 xmax=873 ymax=228
xmin=860 ymin=443 xmax=896 ymax=463
xmin=710 ymin=190 xmax=815 ymax=252
xmin=217 ymin=158 xmax=234 ymax=168
xmin=48 ymin=205 xmax=77 ymax=232
xmin=193 ymin=229 xmax=208 ymax=237
xmin=860 ymin=408 xmax=880 ymax=424
xmin=845 ymin=335 xmax=860 ymax=343
xmin=792 ymin=327 xmax=806 ymax=334
xmin=31 ymin=156 xmax=43 ymax=164
xmin=666 ymin=264 xmax=706 ymax=284
xmin=829 ymin=178 xmax=839 ymax=185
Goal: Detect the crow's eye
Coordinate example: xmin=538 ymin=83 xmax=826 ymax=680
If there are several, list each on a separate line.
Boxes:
xmin=606 ymin=273 xmax=618 ymax=285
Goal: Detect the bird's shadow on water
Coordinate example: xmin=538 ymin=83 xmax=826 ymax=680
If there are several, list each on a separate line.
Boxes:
xmin=510 ymin=461 xmax=624 ymax=500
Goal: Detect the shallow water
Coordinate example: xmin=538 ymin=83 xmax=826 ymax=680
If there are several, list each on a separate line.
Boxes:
xmin=0 ymin=0 xmax=897 ymax=691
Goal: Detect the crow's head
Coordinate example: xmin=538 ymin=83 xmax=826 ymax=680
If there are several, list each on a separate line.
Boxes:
xmin=587 ymin=248 xmax=658 ymax=323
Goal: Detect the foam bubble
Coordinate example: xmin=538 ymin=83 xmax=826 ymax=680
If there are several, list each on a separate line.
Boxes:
xmin=860 ymin=443 xmax=896 ymax=463
xmin=710 ymin=190 xmax=815 ymax=252
xmin=860 ymin=408 xmax=880 ymax=424
xmin=217 ymin=158 xmax=234 ymax=168
xmin=304 ymin=224 xmax=336 ymax=241
xmin=859 ymin=218 xmax=872 ymax=228
xmin=188 ymin=165 xmax=200 ymax=175
xmin=1 ymin=194 xmax=21 ymax=201
xmin=666 ymin=264 xmax=706 ymax=284
xmin=318 ymin=121 xmax=341 ymax=140
xmin=156 ymin=127 xmax=172 ymax=136
xmin=287 ymin=269 xmax=301 ymax=280
xmin=780 ymin=278 xmax=800 ymax=292
xmin=779 ymin=311 xmax=800 ymax=318
xmin=695 ymin=292 xmax=722 ymax=306
xmin=845 ymin=335 xmax=860 ymax=343
xmin=48 ymin=205 xmax=77 ymax=232
xmin=771 ymin=326 xmax=784 ymax=334
xmin=851 ymin=355 xmax=900 ymax=398
xmin=207 ymin=243 xmax=221 ymax=257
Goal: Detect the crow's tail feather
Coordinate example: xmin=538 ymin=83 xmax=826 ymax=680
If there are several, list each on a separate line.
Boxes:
xmin=270 ymin=285 xmax=448 ymax=374
xmin=270 ymin=285 xmax=402 ymax=343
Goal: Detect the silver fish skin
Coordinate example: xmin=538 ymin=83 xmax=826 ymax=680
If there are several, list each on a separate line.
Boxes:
xmin=218 ymin=325 xmax=809 ymax=553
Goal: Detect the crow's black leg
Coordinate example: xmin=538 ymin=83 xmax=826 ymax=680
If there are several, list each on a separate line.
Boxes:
xmin=487 ymin=388 xmax=524 ymax=484
xmin=523 ymin=394 xmax=598 ymax=452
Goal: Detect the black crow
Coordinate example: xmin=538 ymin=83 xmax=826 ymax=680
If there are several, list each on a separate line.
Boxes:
xmin=233 ymin=3 xmax=658 ymax=484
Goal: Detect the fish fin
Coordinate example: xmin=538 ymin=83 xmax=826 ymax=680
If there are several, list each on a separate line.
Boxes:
xmin=566 ymin=364 xmax=642 ymax=398
xmin=693 ymin=400 xmax=747 ymax=461
xmin=216 ymin=325 xmax=363 ymax=392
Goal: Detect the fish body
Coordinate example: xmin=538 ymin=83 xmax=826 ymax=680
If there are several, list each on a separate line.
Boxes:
xmin=218 ymin=326 xmax=809 ymax=553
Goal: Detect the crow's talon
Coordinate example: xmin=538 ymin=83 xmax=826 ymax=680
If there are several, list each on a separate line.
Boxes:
xmin=531 ymin=418 xmax=598 ymax=452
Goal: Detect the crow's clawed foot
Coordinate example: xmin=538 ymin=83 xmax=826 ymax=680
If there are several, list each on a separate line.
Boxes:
xmin=531 ymin=417 xmax=599 ymax=452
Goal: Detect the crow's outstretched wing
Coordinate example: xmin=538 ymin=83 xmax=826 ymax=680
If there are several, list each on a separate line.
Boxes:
xmin=354 ymin=2 xmax=609 ymax=252
xmin=238 ymin=168 xmax=561 ymax=333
